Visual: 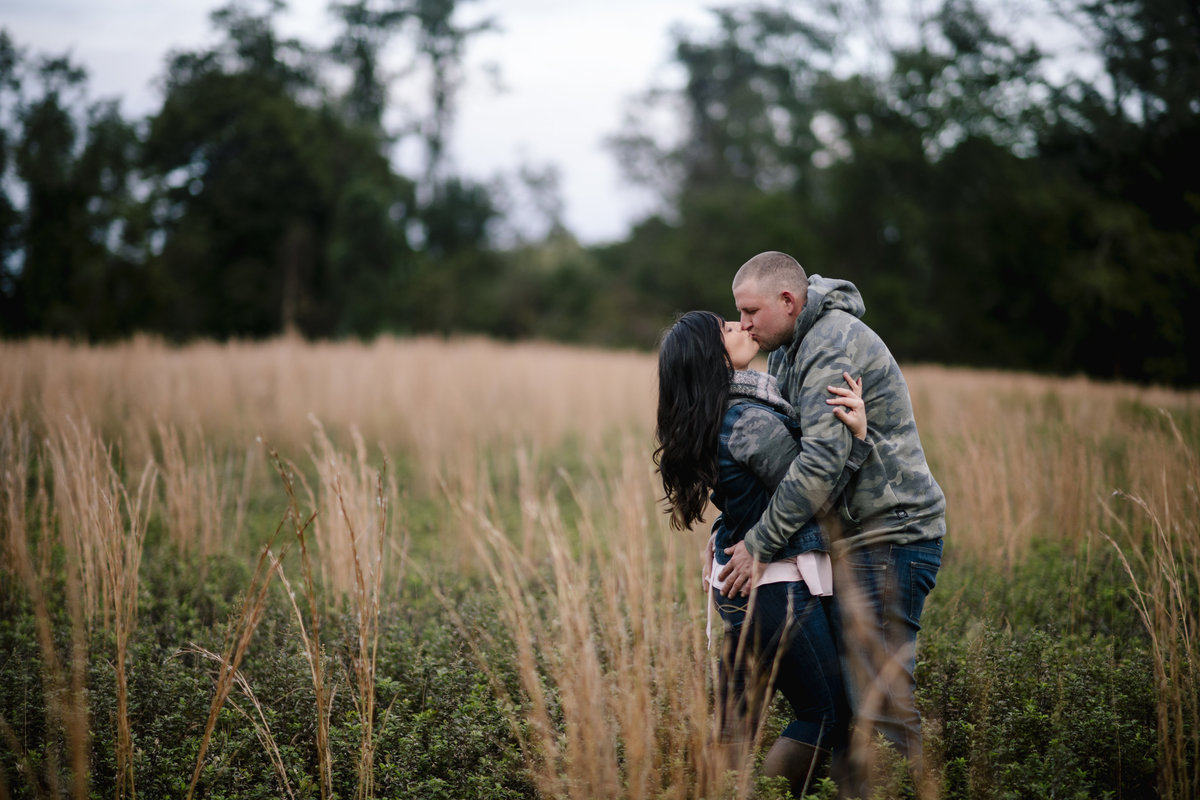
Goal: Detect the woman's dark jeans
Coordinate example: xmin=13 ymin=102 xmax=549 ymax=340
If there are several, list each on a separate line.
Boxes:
xmin=712 ymin=581 xmax=849 ymax=753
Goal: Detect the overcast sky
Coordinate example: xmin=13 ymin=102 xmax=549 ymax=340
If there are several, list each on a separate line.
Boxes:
xmin=3 ymin=0 xmax=718 ymax=244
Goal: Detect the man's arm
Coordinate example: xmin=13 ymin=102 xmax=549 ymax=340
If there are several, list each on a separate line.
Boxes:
xmin=718 ymin=434 xmax=873 ymax=597
xmin=742 ymin=347 xmax=858 ymax=561
xmin=718 ymin=363 xmax=867 ymax=598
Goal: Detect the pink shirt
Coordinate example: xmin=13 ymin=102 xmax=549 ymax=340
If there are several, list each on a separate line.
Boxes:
xmin=705 ymin=543 xmax=833 ymax=646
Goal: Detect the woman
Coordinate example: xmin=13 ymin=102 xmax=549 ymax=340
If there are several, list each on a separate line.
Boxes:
xmin=654 ymin=310 xmax=871 ymax=795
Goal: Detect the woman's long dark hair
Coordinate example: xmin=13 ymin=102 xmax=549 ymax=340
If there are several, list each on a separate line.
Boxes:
xmin=654 ymin=311 xmax=732 ymax=530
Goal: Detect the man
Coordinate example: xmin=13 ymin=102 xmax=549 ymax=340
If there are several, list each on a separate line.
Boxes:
xmin=718 ymin=251 xmax=946 ymax=792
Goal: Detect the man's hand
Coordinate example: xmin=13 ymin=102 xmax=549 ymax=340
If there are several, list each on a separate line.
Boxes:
xmin=717 ymin=541 xmax=765 ymax=597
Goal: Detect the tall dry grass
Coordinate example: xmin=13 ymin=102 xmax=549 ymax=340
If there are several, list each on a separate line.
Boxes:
xmin=0 ymin=336 xmax=654 ymax=483
xmin=2 ymin=414 xmax=156 ymax=800
xmin=183 ymin=530 xmax=292 ymax=800
xmin=156 ymin=420 xmax=257 ymax=562
xmin=44 ymin=414 xmax=157 ymax=800
xmin=270 ymin=429 xmax=400 ymax=800
xmin=180 ymin=432 xmax=401 ymax=800
xmin=2 ymin=338 xmax=1198 ymax=797
xmin=1103 ymin=413 xmax=1199 ymax=800
xmin=5 ymin=340 xmax=1189 ymax=568
xmin=442 ymin=439 xmax=728 ymax=799
xmin=1 ymin=418 xmax=90 ymax=800
xmin=907 ymin=365 xmax=1197 ymax=566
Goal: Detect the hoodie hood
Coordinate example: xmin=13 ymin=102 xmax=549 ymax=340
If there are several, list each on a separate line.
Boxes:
xmin=788 ymin=274 xmax=865 ymax=351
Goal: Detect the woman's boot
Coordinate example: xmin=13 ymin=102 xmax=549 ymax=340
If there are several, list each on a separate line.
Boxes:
xmin=761 ymin=736 xmax=830 ymax=797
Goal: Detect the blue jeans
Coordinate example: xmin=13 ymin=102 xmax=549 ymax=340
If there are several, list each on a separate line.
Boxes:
xmin=830 ymin=538 xmax=942 ymax=771
xmin=713 ymin=581 xmax=849 ymax=752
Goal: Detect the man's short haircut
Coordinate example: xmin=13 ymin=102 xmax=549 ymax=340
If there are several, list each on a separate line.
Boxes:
xmin=733 ymin=251 xmax=808 ymax=296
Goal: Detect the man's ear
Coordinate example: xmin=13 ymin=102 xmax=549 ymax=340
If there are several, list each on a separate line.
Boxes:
xmin=780 ymin=290 xmax=801 ymax=316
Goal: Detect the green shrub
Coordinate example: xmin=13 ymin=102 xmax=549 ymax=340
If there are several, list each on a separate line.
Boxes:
xmin=919 ymin=617 xmax=1156 ymax=798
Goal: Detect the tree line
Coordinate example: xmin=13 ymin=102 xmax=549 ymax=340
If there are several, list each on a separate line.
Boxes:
xmin=2 ymin=0 xmax=1197 ymax=385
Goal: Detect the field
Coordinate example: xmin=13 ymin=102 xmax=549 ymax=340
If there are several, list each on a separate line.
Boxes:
xmin=1 ymin=336 xmax=1198 ymax=799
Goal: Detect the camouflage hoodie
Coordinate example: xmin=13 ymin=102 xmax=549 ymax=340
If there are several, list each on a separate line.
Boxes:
xmin=742 ymin=275 xmax=946 ymax=559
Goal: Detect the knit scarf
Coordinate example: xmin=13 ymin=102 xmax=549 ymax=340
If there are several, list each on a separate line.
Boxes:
xmin=729 ymin=369 xmax=794 ymax=418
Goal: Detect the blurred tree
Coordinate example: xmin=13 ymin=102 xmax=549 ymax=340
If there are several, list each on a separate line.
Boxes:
xmin=325 ymin=164 xmax=416 ymax=336
xmin=11 ymin=58 xmax=85 ymax=336
xmin=330 ymin=0 xmax=406 ymax=136
xmin=4 ymin=1 xmax=1196 ymax=384
xmin=1039 ymin=0 xmax=1200 ymax=383
xmin=0 ymin=33 xmax=147 ymax=338
xmin=0 ymin=31 xmax=24 ymax=327
xmin=1046 ymin=0 xmax=1199 ymax=225
xmin=142 ymin=0 xmax=423 ymax=338
xmin=407 ymin=0 xmax=494 ymax=188
xmin=609 ymin=0 xmax=1199 ymax=384
xmin=404 ymin=175 xmax=502 ymax=333
xmin=608 ymin=5 xmax=838 ymax=318
xmin=142 ymin=4 xmax=329 ymax=337
xmin=811 ymin=0 xmax=1056 ymax=363
xmin=330 ymin=0 xmax=493 ymax=183
xmin=327 ymin=0 xmax=500 ymax=335
xmin=611 ymin=6 xmax=837 ymax=205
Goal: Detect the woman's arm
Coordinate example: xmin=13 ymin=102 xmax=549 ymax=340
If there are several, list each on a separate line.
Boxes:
xmin=728 ymin=407 xmax=800 ymax=490
xmin=731 ymin=373 xmax=869 ymax=510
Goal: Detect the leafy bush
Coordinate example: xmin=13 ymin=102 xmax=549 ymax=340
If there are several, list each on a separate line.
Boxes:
xmin=0 ymin=560 xmax=533 ymax=799
xmin=917 ymin=552 xmax=1158 ymax=799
